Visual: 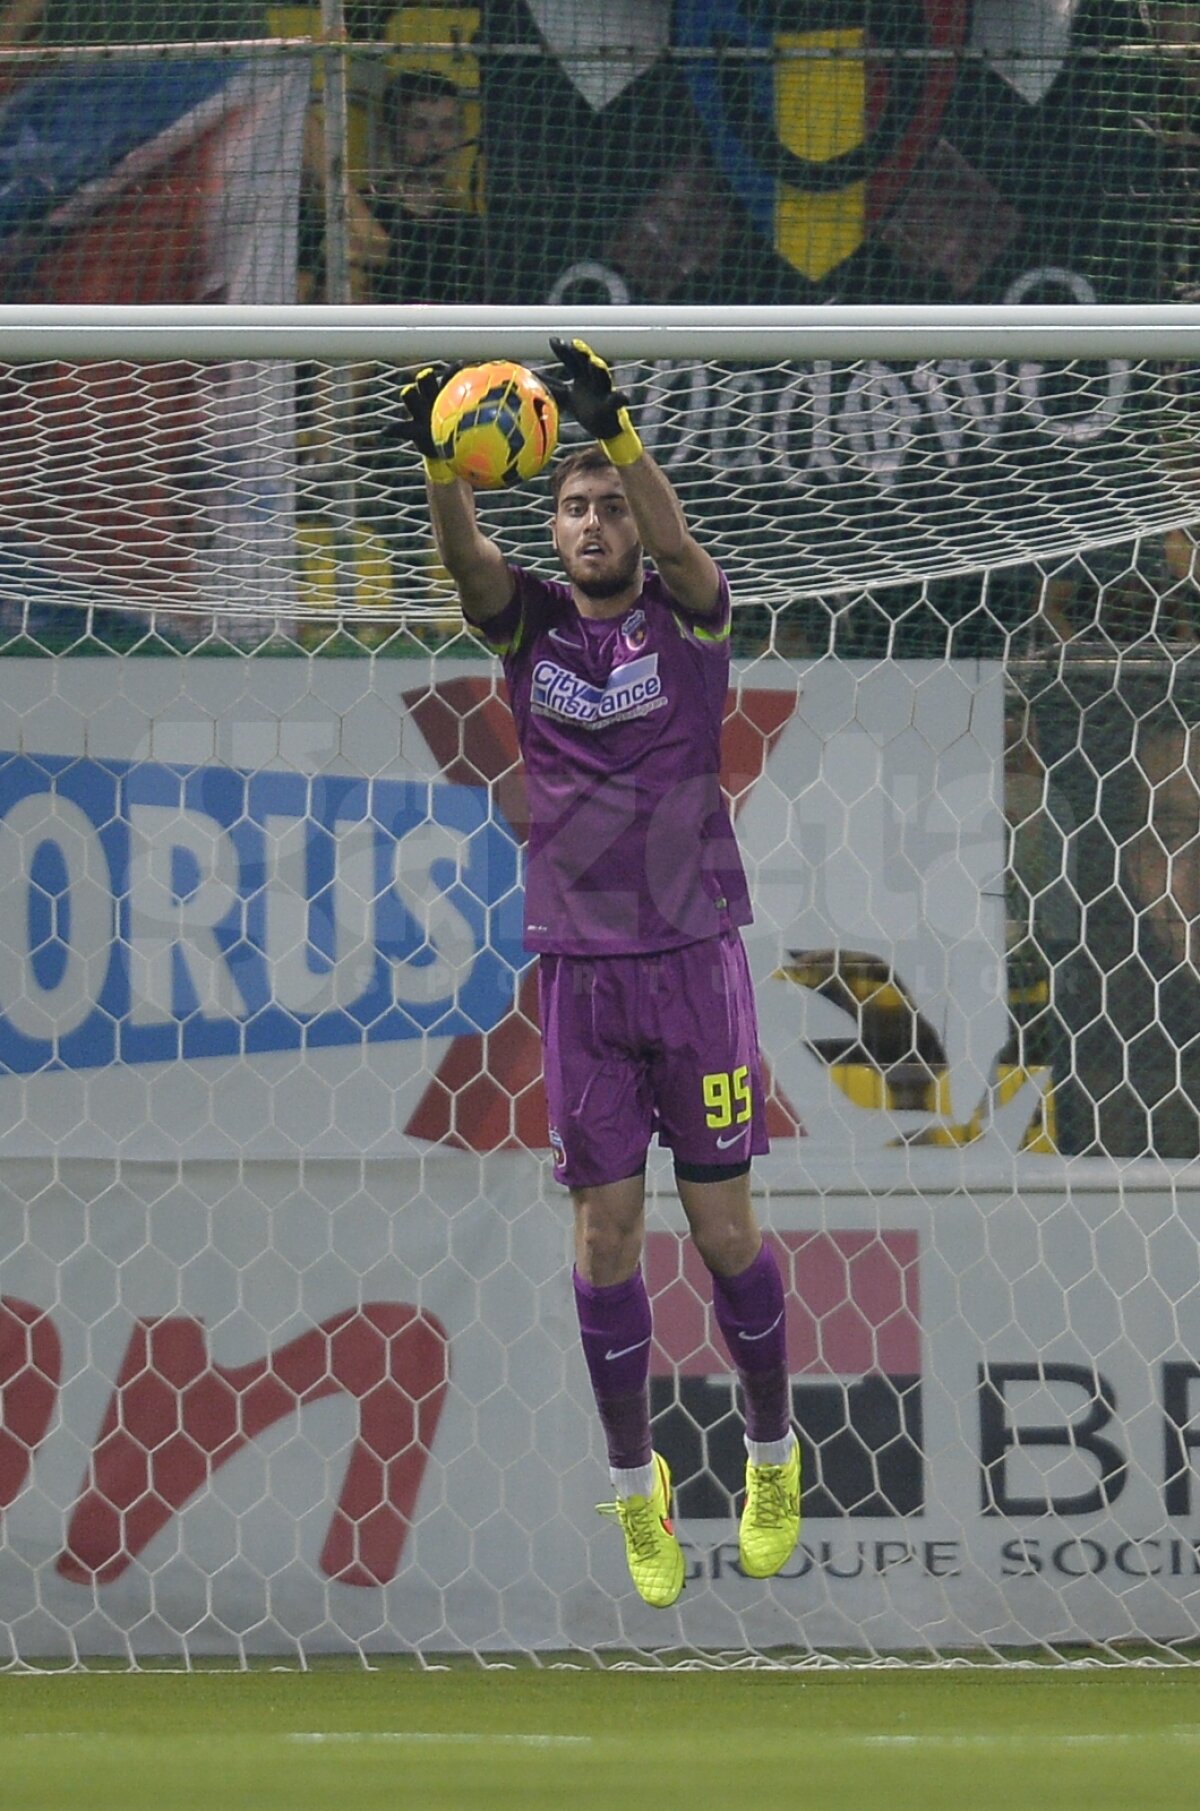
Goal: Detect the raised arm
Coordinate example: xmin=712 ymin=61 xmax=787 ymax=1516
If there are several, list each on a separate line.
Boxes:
xmin=395 ymin=367 xmax=514 ymax=623
xmin=426 ymin=470 xmax=514 ymax=623
xmin=548 ymin=338 xmax=722 ymax=617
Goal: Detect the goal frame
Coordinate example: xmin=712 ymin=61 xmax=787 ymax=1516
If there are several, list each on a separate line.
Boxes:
xmin=0 ymin=304 xmax=1198 ymax=1669
xmin=3 ymin=302 xmax=1200 ymax=364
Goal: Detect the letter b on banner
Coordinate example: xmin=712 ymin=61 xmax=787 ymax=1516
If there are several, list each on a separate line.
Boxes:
xmin=978 ymin=1362 xmax=1127 ymax=1517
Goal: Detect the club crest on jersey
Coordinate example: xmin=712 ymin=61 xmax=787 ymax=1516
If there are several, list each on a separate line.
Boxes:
xmin=622 ymin=608 xmax=648 ymax=652
xmin=531 ymin=653 xmax=665 ymax=728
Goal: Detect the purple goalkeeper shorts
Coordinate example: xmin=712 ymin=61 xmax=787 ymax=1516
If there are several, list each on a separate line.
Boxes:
xmin=537 ymin=932 xmax=770 ymax=1189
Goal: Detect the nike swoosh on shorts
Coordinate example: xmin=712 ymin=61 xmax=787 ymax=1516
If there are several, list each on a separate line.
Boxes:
xmin=715 ymin=1130 xmax=748 ymax=1149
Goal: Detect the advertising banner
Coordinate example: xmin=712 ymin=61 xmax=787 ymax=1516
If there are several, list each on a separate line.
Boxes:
xmin=0 ymin=656 xmax=1018 ymax=1174
xmin=1 ymin=1156 xmax=1198 ymax=1656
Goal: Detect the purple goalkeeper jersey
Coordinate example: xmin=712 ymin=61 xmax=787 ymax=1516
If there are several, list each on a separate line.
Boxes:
xmin=476 ymin=564 xmax=752 ymax=956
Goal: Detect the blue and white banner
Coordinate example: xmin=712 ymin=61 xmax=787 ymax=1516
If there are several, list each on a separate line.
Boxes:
xmin=0 ymin=755 xmax=523 ymax=1075
xmin=0 ymin=661 xmax=529 ymax=1159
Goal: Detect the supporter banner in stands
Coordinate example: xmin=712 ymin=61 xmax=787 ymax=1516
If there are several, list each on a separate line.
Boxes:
xmin=266 ymin=3 xmax=1155 ymax=310
xmin=0 ymin=11 xmax=1175 ymax=629
xmin=0 ymin=56 xmax=308 ymax=624
xmin=479 ymin=1 xmax=1153 ymax=308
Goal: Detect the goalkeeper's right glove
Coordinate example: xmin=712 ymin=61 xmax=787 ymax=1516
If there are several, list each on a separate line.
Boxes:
xmin=547 ymin=337 xmax=643 ymax=467
xmin=387 ymin=364 xmax=459 ymax=485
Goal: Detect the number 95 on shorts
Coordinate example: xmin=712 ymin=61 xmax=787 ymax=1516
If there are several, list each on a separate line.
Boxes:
xmin=537 ymin=932 xmax=770 ymax=1188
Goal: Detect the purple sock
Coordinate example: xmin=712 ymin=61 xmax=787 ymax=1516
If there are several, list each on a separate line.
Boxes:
xmin=573 ymin=1267 xmax=653 ymax=1471
xmin=709 ymin=1242 xmax=792 ymax=1444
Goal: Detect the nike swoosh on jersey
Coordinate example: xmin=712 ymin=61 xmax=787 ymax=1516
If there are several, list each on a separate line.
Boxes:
xmin=605 ymin=1336 xmax=652 ymax=1361
xmin=548 ymin=627 xmax=584 ymax=648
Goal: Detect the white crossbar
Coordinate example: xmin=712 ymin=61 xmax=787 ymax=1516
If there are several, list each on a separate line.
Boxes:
xmin=1 ymin=303 xmax=1200 ymax=362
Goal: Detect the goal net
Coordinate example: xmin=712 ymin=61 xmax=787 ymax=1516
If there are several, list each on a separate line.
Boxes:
xmin=4 ymin=305 xmax=1200 ymax=622
xmin=0 ymin=306 xmax=1197 ymax=1670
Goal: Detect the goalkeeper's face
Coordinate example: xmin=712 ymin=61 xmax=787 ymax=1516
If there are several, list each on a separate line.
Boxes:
xmin=551 ymin=470 xmax=643 ymax=608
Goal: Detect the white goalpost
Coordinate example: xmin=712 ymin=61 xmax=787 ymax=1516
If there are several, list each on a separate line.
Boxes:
xmin=0 ymin=306 xmax=1197 ymax=1669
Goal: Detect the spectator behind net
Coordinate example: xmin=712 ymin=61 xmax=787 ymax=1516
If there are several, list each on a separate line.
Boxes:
xmin=372 ymin=69 xmax=486 ymax=304
xmin=299 ymin=69 xmax=486 ymax=304
xmin=1034 ymin=673 xmax=1200 ymax=1161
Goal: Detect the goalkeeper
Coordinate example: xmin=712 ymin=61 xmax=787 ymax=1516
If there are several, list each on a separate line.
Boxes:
xmin=398 ymin=341 xmax=800 ymax=1610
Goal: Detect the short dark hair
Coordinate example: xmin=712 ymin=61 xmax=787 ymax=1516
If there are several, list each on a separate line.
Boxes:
xmin=385 ymin=70 xmax=463 ymax=140
xmin=549 ymin=446 xmax=620 ymax=506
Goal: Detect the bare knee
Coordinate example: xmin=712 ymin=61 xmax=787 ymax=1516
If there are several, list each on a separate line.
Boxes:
xmin=572 ymin=1175 xmax=646 ymax=1285
xmin=676 ymin=1174 xmax=762 ymax=1278
xmin=691 ymin=1216 xmax=761 ymax=1278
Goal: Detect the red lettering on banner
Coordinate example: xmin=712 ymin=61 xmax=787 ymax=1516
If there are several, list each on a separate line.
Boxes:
xmin=0 ymin=1297 xmax=61 ymax=1510
xmin=58 ymin=1305 xmax=449 ymax=1588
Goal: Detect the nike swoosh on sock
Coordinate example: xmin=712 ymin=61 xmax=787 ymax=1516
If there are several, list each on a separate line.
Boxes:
xmin=737 ymin=1310 xmax=784 ymax=1342
xmin=605 ymin=1336 xmax=652 ymax=1361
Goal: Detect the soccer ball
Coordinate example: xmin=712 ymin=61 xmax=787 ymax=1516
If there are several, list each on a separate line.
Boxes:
xmin=431 ymin=360 xmax=559 ymax=489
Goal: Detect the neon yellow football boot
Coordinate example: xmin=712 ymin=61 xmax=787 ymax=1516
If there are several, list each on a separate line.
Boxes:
xmin=739 ymin=1440 xmax=802 ymax=1579
xmin=597 ymin=1451 xmax=685 ymax=1609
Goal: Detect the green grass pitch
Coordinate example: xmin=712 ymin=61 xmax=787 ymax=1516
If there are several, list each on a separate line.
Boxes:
xmin=1 ymin=1663 xmax=1198 ymax=1811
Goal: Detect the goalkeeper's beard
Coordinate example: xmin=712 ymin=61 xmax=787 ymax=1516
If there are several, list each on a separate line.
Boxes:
xmin=562 ymin=542 xmax=643 ymax=602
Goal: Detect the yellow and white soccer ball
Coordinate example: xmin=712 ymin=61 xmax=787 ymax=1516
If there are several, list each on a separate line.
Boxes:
xmin=431 ymin=359 xmax=559 ymax=489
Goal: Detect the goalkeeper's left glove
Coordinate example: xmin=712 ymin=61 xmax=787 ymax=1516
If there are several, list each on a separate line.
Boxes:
xmin=547 ymin=337 xmax=643 ymax=467
xmin=386 ymin=364 xmax=459 ymax=485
